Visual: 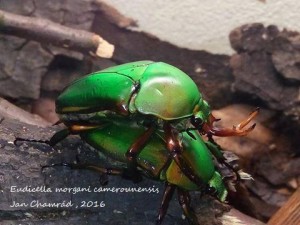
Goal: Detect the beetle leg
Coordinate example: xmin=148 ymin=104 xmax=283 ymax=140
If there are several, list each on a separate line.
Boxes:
xmin=156 ymin=182 xmax=176 ymax=225
xmin=71 ymin=164 xmax=144 ymax=182
xmin=163 ymin=122 xmax=204 ymax=188
xmin=125 ymin=124 xmax=156 ymax=164
xmin=49 ymin=128 xmax=70 ymax=146
xmin=205 ymin=135 xmax=241 ymax=182
xmin=50 ymin=123 xmax=107 ymax=146
xmin=177 ymin=188 xmax=198 ymax=225
xmin=203 ymin=108 xmax=259 ymax=137
xmin=42 ymin=162 xmax=143 ymax=183
xmin=16 ymin=124 xmax=102 ymax=147
xmin=45 ymin=163 xmax=123 ymax=175
xmin=123 ymin=125 xmax=156 ymax=183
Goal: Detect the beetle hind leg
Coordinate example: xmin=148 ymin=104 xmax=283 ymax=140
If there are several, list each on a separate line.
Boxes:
xmin=50 ymin=123 xmax=108 ymax=146
xmin=177 ymin=188 xmax=199 ymax=225
xmin=156 ymin=182 xmax=176 ymax=225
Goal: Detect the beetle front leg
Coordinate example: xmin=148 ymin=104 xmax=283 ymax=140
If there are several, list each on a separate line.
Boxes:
xmin=119 ymin=124 xmax=156 ymax=183
xmin=156 ymin=182 xmax=176 ymax=225
xmin=126 ymin=124 xmax=156 ymax=162
xmin=205 ymin=135 xmax=241 ymax=182
xmin=125 ymin=124 xmax=156 ymax=165
xmin=202 ymin=108 xmax=259 ymax=137
xmin=177 ymin=188 xmax=198 ymax=225
xmin=163 ymin=123 xmax=204 ymax=188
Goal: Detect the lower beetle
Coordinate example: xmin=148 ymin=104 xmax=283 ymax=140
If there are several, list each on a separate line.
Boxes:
xmin=51 ymin=61 xmax=258 ymax=224
xmin=78 ymin=119 xmax=228 ymax=224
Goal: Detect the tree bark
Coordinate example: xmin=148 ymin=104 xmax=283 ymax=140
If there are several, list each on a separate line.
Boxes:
xmin=0 ymin=116 xmax=264 ymax=225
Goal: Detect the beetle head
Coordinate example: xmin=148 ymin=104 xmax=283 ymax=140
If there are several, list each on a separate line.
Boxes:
xmin=191 ymin=99 xmax=211 ymax=129
xmin=191 ymin=100 xmax=258 ymax=137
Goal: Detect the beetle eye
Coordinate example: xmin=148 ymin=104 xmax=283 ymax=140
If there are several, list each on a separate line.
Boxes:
xmin=191 ymin=116 xmax=203 ymax=126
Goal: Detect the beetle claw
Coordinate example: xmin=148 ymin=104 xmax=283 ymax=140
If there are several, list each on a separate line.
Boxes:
xmin=236 ymin=107 xmax=259 ymax=129
xmin=202 ymin=108 xmax=258 ymax=137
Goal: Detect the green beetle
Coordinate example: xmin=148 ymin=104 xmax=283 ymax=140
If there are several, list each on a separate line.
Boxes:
xmin=77 ymin=119 xmax=227 ymax=225
xmin=56 ymin=61 xmax=205 ymax=120
xmin=53 ymin=61 xmax=257 ymax=186
xmin=51 ymin=61 xmax=257 ymax=224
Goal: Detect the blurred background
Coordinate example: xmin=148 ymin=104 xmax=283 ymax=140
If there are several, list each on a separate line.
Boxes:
xmin=107 ymin=0 xmax=300 ymax=54
xmin=0 ymin=0 xmax=299 ymax=224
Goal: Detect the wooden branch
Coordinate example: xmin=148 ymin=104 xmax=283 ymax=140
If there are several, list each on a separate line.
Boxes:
xmin=0 ymin=9 xmax=114 ymax=58
xmin=268 ymin=187 xmax=300 ymax=225
xmin=0 ymin=97 xmax=50 ymax=127
xmin=223 ymin=209 xmax=266 ymax=225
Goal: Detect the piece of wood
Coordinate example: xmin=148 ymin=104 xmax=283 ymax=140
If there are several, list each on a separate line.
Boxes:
xmin=0 ymin=97 xmax=50 ymax=127
xmin=0 ymin=9 xmax=114 ymax=58
xmin=223 ymin=209 xmax=266 ymax=225
xmin=268 ymin=188 xmax=300 ymax=225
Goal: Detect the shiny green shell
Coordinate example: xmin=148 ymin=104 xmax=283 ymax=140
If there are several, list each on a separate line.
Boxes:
xmin=80 ymin=120 xmax=227 ymax=201
xmin=56 ymin=61 xmax=203 ymax=120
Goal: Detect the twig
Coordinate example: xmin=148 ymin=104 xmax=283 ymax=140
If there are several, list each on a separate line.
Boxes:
xmin=0 ymin=97 xmax=50 ymax=127
xmin=0 ymin=9 xmax=114 ymax=58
